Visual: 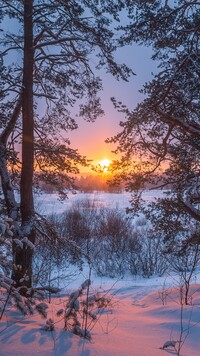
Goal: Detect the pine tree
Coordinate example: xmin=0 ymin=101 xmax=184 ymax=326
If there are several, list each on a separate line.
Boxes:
xmin=0 ymin=0 xmax=133 ymax=291
xmin=109 ymin=1 xmax=200 ymax=241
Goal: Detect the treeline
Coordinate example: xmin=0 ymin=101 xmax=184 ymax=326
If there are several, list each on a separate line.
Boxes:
xmin=37 ymin=173 xmax=169 ymax=194
xmin=38 ymin=174 xmax=124 ymax=193
xmin=75 ymin=175 xmax=123 ymax=193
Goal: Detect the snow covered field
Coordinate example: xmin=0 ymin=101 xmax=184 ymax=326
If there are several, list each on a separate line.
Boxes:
xmin=34 ymin=189 xmax=164 ymax=215
xmin=1 ymin=274 xmax=200 ymax=355
xmin=1 ymin=191 xmax=200 ymax=355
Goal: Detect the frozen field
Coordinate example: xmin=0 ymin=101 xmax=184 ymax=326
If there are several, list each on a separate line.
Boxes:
xmin=34 ymin=189 xmax=164 ymax=215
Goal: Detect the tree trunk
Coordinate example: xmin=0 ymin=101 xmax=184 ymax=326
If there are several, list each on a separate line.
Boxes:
xmin=21 ymin=0 xmax=34 ymax=222
xmin=12 ymin=0 xmax=35 ymax=290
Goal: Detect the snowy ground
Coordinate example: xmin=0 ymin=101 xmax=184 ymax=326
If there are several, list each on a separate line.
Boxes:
xmin=1 ymin=191 xmax=200 ymax=355
xmin=0 ymin=273 xmax=200 ymax=355
xmin=34 ymin=189 xmax=165 ymax=216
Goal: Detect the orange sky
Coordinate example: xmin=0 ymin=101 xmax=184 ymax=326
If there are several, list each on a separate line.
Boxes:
xmin=69 ymin=108 xmax=119 ymax=167
xmin=68 ymin=45 xmax=157 ymax=172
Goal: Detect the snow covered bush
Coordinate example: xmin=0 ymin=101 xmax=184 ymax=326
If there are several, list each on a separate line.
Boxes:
xmin=0 ymin=216 xmax=48 ymax=319
xmin=42 ymin=318 xmax=55 ymax=331
xmin=0 ymin=217 xmax=13 ymax=275
xmin=56 ymin=279 xmax=112 ymax=340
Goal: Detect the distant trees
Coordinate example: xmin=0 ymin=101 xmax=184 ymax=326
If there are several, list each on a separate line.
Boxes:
xmin=110 ymin=1 xmax=200 ymax=244
xmin=76 ymin=174 xmax=123 ymax=193
xmin=0 ymin=0 xmax=133 ymax=291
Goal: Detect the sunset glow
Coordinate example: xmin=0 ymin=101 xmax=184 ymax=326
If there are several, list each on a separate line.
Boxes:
xmin=99 ymin=159 xmax=111 ymax=172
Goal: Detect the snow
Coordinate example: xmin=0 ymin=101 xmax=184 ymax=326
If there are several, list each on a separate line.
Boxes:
xmin=34 ymin=189 xmax=165 ymax=216
xmin=1 ymin=273 xmax=200 ymax=355
xmin=1 ymin=191 xmax=200 ymax=355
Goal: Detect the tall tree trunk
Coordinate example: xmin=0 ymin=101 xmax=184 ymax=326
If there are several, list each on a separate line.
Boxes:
xmin=12 ymin=0 xmax=35 ymax=290
xmin=21 ymin=0 xmax=34 ymax=222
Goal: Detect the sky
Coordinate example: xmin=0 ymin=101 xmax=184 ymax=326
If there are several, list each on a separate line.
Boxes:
xmin=1 ymin=9 xmax=158 ymax=174
xmin=69 ymin=44 xmax=158 ymax=170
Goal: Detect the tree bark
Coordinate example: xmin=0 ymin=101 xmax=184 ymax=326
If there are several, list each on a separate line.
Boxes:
xmin=12 ymin=0 xmax=35 ymax=290
xmin=21 ymin=0 xmax=34 ymax=221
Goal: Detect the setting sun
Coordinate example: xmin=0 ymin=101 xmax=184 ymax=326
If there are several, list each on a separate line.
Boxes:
xmin=99 ymin=159 xmax=111 ymax=173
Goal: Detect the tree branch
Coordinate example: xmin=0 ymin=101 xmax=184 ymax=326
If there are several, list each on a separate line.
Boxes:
xmin=0 ymin=95 xmax=22 ymax=145
xmin=180 ymin=198 xmax=200 ymax=222
xmin=34 ymin=36 xmax=86 ymax=49
xmin=155 ymin=108 xmax=200 ymax=137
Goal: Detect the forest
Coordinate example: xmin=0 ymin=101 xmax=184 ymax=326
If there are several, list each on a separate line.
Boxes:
xmin=0 ymin=1 xmax=200 ymax=355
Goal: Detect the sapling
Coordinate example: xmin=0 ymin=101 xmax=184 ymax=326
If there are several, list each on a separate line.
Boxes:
xmin=55 ymin=277 xmax=112 ymax=340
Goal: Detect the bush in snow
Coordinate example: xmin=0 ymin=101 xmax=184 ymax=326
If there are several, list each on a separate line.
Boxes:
xmin=0 ymin=217 xmax=13 ymax=275
xmin=169 ymin=242 xmax=200 ymax=305
xmin=0 ymin=216 xmax=48 ymax=320
xmin=44 ymin=199 xmax=170 ymax=279
xmin=93 ymin=207 xmax=138 ymax=277
xmin=56 ymin=279 xmax=112 ymax=339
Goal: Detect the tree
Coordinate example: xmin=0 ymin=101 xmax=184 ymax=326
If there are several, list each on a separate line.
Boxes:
xmin=0 ymin=0 xmax=132 ymax=292
xmin=109 ymin=1 xmax=200 ymax=244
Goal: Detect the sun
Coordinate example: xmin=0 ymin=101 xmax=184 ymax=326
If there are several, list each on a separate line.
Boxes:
xmin=99 ymin=159 xmax=111 ymax=173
